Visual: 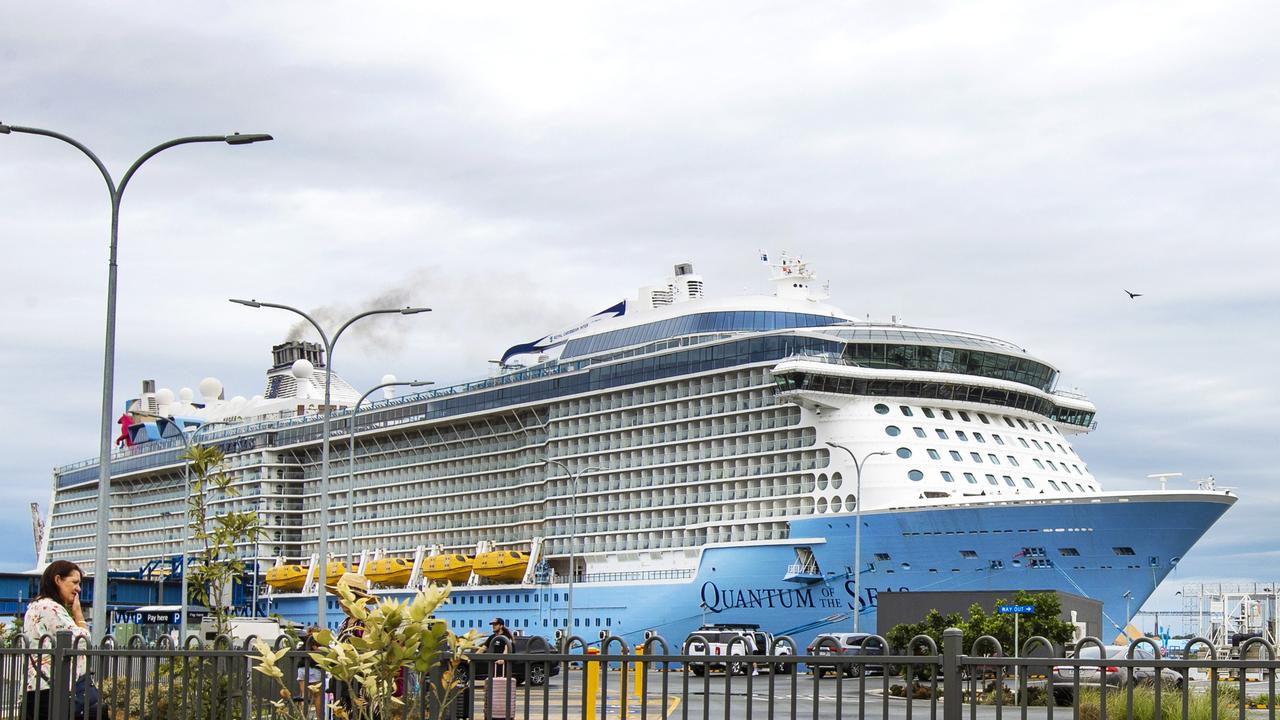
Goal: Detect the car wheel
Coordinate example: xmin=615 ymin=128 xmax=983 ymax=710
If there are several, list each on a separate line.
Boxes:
xmin=774 ymin=662 xmax=792 ymax=675
xmin=844 ymin=663 xmax=863 ymax=679
xmin=690 ymin=666 xmax=705 ymax=677
xmin=730 ymin=662 xmax=749 ymax=676
xmin=528 ymin=663 xmax=547 ymax=686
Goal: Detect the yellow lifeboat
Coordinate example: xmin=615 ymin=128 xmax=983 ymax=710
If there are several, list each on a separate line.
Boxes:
xmin=422 ymin=553 xmax=474 ymax=583
xmin=318 ymin=561 xmax=348 ymax=583
xmin=265 ymin=564 xmax=307 ymax=591
xmin=472 ymin=550 xmax=529 ymax=582
xmin=363 ymin=557 xmax=413 ymax=587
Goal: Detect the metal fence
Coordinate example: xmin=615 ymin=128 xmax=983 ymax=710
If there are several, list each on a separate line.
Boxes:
xmin=2 ymin=628 xmax=1279 ymax=720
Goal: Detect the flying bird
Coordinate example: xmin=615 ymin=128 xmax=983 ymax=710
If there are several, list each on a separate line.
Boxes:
xmin=1124 ymin=290 xmax=1143 ymax=299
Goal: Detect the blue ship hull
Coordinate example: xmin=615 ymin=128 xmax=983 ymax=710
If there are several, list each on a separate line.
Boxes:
xmin=269 ymin=493 xmax=1232 ymax=648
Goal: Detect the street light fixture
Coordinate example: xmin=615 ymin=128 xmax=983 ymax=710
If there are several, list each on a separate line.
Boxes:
xmin=230 ymin=299 xmax=430 ymax=629
xmin=346 ymin=379 xmax=432 ymax=565
xmin=542 ymin=459 xmax=601 ymax=635
xmin=1 ymin=123 xmax=272 ymax=640
xmin=825 ymin=441 xmax=889 ymax=634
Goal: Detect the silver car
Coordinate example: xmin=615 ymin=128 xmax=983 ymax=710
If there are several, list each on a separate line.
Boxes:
xmin=1050 ymin=645 xmax=1183 ymax=698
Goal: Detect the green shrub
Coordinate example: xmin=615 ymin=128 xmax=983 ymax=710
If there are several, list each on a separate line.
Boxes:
xmin=1076 ymin=685 xmax=1239 ymax=720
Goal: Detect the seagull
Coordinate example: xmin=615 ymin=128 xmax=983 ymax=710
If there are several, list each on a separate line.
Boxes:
xmin=1124 ymin=289 xmax=1143 ymax=299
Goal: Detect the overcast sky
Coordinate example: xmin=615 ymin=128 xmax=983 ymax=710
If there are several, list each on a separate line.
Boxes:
xmin=2 ymin=1 xmax=1277 ymax=628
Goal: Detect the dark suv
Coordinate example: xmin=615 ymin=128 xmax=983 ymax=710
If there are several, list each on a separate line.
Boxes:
xmin=805 ymin=632 xmax=885 ymax=677
xmin=457 ymin=634 xmax=560 ymax=686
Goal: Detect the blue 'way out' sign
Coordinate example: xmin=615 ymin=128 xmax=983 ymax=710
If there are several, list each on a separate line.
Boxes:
xmin=998 ymin=605 xmax=1035 ymax=614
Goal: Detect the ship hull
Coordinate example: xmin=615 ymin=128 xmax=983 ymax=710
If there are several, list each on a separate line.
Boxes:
xmin=268 ymin=493 xmax=1232 ymax=646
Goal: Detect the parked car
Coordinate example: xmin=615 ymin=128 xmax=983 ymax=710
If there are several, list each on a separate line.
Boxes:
xmin=1050 ymin=645 xmax=1183 ymax=700
xmin=456 ymin=634 xmax=561 ymax=686
xmin=684 ymin=624 xmax=793 ymax=676
xmin=805 ymin=632 xmax=885 ymax=678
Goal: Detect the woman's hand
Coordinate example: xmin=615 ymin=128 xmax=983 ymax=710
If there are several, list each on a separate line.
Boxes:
xmin=70 ymin=594 xmax=88 ymax=627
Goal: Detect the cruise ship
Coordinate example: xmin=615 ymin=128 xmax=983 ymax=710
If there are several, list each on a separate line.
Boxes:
xmin=41 ymin=253 xmax=1235 ymax=645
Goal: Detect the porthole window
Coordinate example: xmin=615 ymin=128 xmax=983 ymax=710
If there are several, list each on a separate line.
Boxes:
xmin=897 ymin=447 xmax=913 ymax=459
xmin=874 ymin=404 xmax=890 ymax=415
xmin=941 ymin=471 xmax=955 ymax=483
xmin=885 ymin=426 xmax=901 ymax=437
xmin=817 ymin=497 xmax=828 ymax=513
xmin=831 ymin=496 xmax=843 ymax=512
xmin=908 ymin=469 xmax=924 ymax=481
xmin=831 ymin=472 xmax=843 ymax=489
xmin=817 ymin=473 xmax=828 ymax=490
xmin=846 ymin=494 xmax=856 ymax=509
xmin=899 ymin=406 xmax=913 ymax=416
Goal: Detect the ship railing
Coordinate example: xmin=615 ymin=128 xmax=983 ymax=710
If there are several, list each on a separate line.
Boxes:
xmin=7 ymin=629 xmax=1272 ymax=720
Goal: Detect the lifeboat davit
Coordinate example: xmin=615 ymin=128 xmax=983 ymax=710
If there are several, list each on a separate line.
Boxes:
xmin=472 ymin=550 xmax=529 ymax=582
xmin=422 ymin=553 xmax=474 ymax=582
xmin=363 ymin=557 xmax=413 ymax=587
xmin=265 ymin=564 xmax=307 ymax=591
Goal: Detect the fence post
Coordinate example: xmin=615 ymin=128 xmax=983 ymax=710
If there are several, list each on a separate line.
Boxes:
xmin=942 ymin=628 xmax=962 ymax=720
xmin=48 ymin=630 xmax=74 ymax=720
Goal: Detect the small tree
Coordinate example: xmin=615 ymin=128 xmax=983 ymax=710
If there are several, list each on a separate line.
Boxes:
xmin=252 ymin=580 xmax=481 ymax=720
xmin=183 ymin=443 xmax=264 ymax=636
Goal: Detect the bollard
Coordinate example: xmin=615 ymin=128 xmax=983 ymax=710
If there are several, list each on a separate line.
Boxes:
xmin=632 ymin=645 xmax=645 ymax=698
xmin=586 ymin=647 xmax=601 ymax=720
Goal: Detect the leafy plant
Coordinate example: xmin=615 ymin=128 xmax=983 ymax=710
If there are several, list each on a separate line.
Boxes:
xmin=1076 ymin=684 xmax=1239 ymax=720
xmin=183 ymin=443 xmax=264 ymax=637
xmin=251 ymin=580 xmax=481 ymax=720
xmin=3 ymin=615 xmax=21 ymax=647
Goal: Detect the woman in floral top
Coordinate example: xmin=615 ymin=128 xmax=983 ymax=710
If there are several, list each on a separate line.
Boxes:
xmin=23 ymin=560 xmax=91 ymax=719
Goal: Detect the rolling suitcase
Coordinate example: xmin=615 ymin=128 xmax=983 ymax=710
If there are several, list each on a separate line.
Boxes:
xmin=485 ymin=669 xmax=515 ymax=719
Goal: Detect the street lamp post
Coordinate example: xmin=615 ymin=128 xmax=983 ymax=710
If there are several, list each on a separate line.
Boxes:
xmin=346 ymin=379 xmax=432 ymax=565
xmin=542 ymin=459 xmax=600 ymax=634
xmin=231 ymin=299 xmax=430 ymax=629
xmin=825 ymin=441 xmax=888 ymax=634
xmin=1 ymin=123 xmax=272 ymax=641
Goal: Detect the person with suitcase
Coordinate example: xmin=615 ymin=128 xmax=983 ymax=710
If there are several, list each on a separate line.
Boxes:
xmin=483 ymin=618 xmax=515 ymax=719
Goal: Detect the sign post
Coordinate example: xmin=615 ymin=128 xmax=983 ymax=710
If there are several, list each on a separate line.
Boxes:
xmin=998 ymin=604 xmax=1035 ymax=657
